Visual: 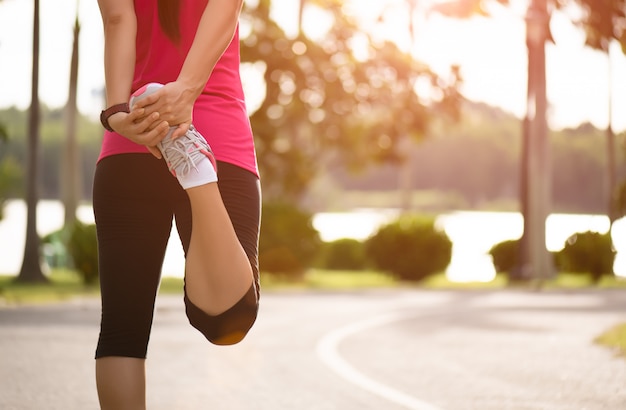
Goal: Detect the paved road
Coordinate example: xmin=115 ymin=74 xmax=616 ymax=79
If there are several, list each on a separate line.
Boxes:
xmin=1 ymin=289 xmax=625 ymax=410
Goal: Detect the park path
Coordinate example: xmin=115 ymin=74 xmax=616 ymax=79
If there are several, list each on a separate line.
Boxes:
xmin=1 ymin=288 xmax=625 ymax=409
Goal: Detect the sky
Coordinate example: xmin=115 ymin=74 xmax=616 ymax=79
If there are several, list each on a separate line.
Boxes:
xmin=1 ymin=0 xmax=626 ymax=132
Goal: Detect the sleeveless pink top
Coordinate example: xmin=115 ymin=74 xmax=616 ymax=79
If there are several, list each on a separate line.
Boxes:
xmin=98 ymin=0 xmax=258 ymax=176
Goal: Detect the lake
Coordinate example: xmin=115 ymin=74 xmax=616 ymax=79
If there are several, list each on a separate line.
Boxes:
xmin=0 ymin=200 xmax=622 ymax=281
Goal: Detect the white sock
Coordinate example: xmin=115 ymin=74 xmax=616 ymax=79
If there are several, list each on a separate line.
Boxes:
xmin=177 ymin=156 xmax=218 ymax=190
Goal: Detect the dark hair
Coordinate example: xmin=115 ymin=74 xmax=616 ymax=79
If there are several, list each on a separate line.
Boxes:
xmin=158 ymin=0 xmax=181 ymax=44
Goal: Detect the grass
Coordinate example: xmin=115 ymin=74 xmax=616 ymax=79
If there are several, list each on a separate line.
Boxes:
xmin=595 ymin=323 xmax=626 ymax=358
xmin=421 ymin=273 xmax=509 ymax=289
xmin=2 ymin=269 xmax=626 ymax=305
xmin=0 ymin=269 xmax=99 ymax=305
xmin=543 ymin=273 xmax=626 ymax=289
xmin=260 ymin=269 xmax=398 ymax=290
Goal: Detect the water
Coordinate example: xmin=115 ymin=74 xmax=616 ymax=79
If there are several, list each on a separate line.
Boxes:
xmin=0 ymin=200 xmax=186 ymax=278
xmin=0 ymin=200 xmax=620 ymax=281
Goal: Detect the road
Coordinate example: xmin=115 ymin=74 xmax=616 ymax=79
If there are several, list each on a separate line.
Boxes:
xmin=1 ymin=289 xmax=625 ymax=409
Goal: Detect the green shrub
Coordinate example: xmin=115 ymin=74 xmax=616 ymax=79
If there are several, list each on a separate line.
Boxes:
xmin=259 ymin=202 xmax=321 ymax=276
xmin=0 ymin=156 xmax=23 ymax=220
xmin=555 ymin=231 xmax=615 ymax=283
xmin=365 ymin=215 xmax=452 ymax=281
xmin=66 ymin=221 xmax=99 ymax=285
xmin=489 ymin=239 xmax=519 ymax=273
xmin=42 ymin=228 xmax=70 ymax=269
xmin=319 ymin=238 xmax=368 ymax=270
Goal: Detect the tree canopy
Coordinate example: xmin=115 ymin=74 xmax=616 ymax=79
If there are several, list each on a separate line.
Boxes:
xmin=241 ymin=0 xmax=461 ymax=201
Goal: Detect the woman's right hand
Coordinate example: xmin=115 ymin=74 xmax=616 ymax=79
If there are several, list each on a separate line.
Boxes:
xmin=107 ymin=108 xmax=170 ymax=159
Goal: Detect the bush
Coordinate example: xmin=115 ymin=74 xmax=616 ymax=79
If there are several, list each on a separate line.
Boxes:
xmin=66 ymin=221 xmax=99 ymax=285
xmin=42 ymin=228 xmax=71 ymax=269
xmin=365 ymin=215 xmax=452 ymax=281
xmin=555 ymin=231 xmax=615 ymax=283
xmin=318 ymin=238 xmax=368 ymax=270
xmin=259 ymin=202 xmax=321 ymax=276
xmin=0 ymin=156 xmax=23 ymax=220
xmin=489 ymin=239 xmax=519 ymax=273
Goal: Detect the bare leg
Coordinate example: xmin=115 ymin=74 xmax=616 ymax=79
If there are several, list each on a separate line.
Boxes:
xmin=184 ymin=182 xmax=254 ymax=315
xmin=96 ymin=357 xmax=146 ymax=410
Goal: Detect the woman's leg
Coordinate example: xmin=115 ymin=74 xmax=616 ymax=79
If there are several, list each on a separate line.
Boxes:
xmin=184 ymin=182 xmax=254 ymax=314
xmin=93 ymin=154 xmax=181 ymax=409
xmin=128 ymin=83 xmax=259 ymax=344
xmin=175 ymin=161 xmax=260 ymax=344
xmin=96 ymin=357 xmax=146 ymax=410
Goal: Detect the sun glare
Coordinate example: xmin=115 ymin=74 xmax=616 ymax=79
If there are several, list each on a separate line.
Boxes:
xmin=340 ymin=0 xmax=493 ymax=61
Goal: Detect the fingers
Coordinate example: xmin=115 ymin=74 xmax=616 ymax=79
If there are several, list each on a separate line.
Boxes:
xmin=147 ymin=145 xmax=163 ymax=159
xmin=144 ymin=113 xmax=164 ymax=132
xmin=144 ymin=121 xmax=170 ymax=145
xmin=108 ymin=111 xmax=169 ymax=155
xmin=129 ymin=115 xmax=169 ymax=146
xmin=129 ymin=84 xmax=193 ymax=133
xmin=128 ymin=106 xmax=156 ymax=125
xmin=130 ymin=108 xmax=165 ymax=132
xmin=130 ymin=90 xmax=161 ymax=110
xmin=171 ymin=123 xmax=190 ymax=139
xmin=132 ymin=93 xmax=173 ymax=122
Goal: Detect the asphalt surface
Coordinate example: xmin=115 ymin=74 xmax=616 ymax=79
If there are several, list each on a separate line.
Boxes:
xmin=1 ymin=288 xmax=625 ymax=410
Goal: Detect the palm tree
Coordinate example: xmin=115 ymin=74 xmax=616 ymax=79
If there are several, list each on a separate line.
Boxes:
xmin=431 ymin=0 xmax=553 ymax=281
xmin=570 ymin=0 xmax=626 ymax=222
xmin=62 ymin=6 xmax=81 ymax=226
xmin=17 ymin=0 xmax=47 ymax=283
xmin=298 ymin=0 xmax=305 ymax=31
xmin=522 ymin=0 xmax=553 ymax=281
xmin=606 ymin=49 xmax=617 ymax=222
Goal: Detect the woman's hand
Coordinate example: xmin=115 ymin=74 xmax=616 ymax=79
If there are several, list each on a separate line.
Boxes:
xmin=129 ymin=81 xmax=199 ymax=139
xmin=107 ymin=108 xmax=170 ymax=158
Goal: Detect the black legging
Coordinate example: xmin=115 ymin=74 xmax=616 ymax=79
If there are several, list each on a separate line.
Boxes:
xmin=93 ymin=153 xmax=260 ymax=359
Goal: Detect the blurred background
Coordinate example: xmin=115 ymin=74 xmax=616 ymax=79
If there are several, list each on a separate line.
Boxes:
xmin=1 ymin=0 xmax=625 ymax=288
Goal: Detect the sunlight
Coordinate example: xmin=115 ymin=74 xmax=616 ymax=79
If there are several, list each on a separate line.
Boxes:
xmin=0 ymin=0 xmax=624 ymax=130
xmin=340 ymin=0 xmax=494 ymax=54
xmin=343 ymin=0 xmax=414 ymax=52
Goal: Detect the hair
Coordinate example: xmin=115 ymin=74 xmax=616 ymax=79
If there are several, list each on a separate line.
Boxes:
xmin=157 ymin=0 xmax=181 ymax=44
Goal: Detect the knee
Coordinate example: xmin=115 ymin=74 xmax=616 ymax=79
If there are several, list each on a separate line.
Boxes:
xmin=96 ymin=310 xmax=154 ymax=359
xmin=185 ymin=284 xmax=259 ymax=345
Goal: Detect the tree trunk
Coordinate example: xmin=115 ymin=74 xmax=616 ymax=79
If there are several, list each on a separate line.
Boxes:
xmin=398 ymin=152 xmax=413 ymax=212
xmin=62 ymin=14 xmax=81 ymax=227
xmin=520 ymin=0 xmax=553 ymax=283
xmin=606 ymin=48 xmax=618 ymax=223
xmin=512 ymin=116 xmax=530 ymax=281
xmin=298 ymin=0 xmax=304 ymax=34
xmin=17 ymin=0 xmax=47 ymax=283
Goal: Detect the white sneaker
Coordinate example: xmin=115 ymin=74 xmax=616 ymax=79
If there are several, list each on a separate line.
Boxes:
xmin=130 ymin=83 xmax=217 ymax=178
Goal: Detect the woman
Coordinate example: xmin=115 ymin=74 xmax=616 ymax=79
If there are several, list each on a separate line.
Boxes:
xmin=95 ymin=0 xmax=260 ymax=408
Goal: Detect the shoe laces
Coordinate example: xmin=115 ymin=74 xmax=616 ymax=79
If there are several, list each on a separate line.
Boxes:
xmin=159 ymin=126 xmax=211 ymax=177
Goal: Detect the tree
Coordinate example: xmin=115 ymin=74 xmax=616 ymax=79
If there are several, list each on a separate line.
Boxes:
xmin=241 ymin=0 xmax=461 ymax=202
xmin=17 ymin=0 xmax=48 ymax=283
xmin=431 ymin=0 xmax=554 ymax=281
xmin=567 ymin=0 xmax=626 ymax=222
xmin=0 ymin=0 xmax=7 ymax=219
xmin=521 ymin=0 xmax=553 ymax=281
xmin=0 ymin=123 xmax=9 ymax=219
xmin=61 ymin=9 xmax=81 ymax=226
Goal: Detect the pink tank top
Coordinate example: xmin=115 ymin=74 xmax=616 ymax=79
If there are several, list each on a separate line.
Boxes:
xmin=98 ymin=0 xmax=258 ymax=176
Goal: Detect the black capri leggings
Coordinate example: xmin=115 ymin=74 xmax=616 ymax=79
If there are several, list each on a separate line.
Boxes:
xmin=93 ymin=153 xmax=261 ymax=359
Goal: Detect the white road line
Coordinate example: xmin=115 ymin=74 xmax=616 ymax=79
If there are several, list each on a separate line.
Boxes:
xmin=316 ymin=312 xmax=443 ymax=410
